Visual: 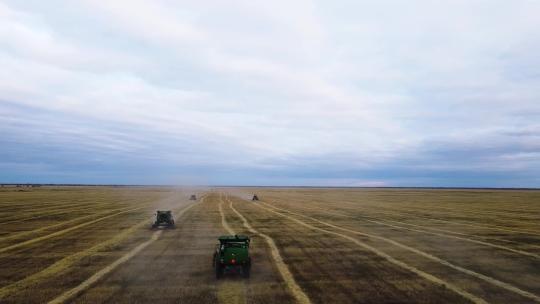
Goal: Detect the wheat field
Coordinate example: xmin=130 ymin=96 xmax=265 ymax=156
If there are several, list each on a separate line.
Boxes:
xmin=0 ymin=187 xmax=539 ymax=303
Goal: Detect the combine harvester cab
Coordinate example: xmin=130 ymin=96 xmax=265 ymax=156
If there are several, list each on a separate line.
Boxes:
xmin=152 ymin=210 xmax=175 ymax=229
xmin=252 ymin=194 xmax=259 ymax=201
xmin=213 ymin=235 xmax=251 ymax=279
xmin=190 ymin=194 xmax=197 ymax=200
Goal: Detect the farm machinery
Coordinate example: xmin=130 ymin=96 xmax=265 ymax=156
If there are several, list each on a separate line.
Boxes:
xmin=213 ymin=235 xmax=251 ymax=279
xmin=190 ymin=194 xmax=197 ymax=200
xmin=252 ymin=194 xmax=259 ymax=201
xmin=152 ymin=210 xmax=175 ymax=228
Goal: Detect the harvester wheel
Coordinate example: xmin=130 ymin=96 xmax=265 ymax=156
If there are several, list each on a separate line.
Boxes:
xmin=243 ymin=264 xmax=251 ymax=278
xmin=215 ymin=262 xmax=223 ymax=279
xmin=243 ymin=259 xmax=251 ymax=278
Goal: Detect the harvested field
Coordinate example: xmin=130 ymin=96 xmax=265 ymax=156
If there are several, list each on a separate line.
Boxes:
xmin=1 ymin=187 xmax=540 ymax=303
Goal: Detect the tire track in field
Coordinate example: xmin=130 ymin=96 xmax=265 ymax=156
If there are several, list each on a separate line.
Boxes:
xmin=0 ymin=218 xmax=148 ymax=300
xmin=382 ymin=204 xmax=540 ymax=231
xmin=225 ymin=195 xmax=312 ymax=304
xmin=0 ymin=206 xmax=149 ymax=254
xmin=219 ymin=194 xmax=236 ymax=235
xmin=340 ymin=201 xmax=540 ymax=236
xmin=0 ymin=199 xmax=199 ymax=301
xmin=398 ymin=204 xmax=540 ymax=221
xmin=217 ymin=193 xmax=247 ymax=304
xmin=287 ymin=203 xmax=540 ymax=259
xmin=258 ymin=201 xmax=540 ymax=303
xmin=251 ymin=202 xmax=485 ymax=304
xmin=269 ymin=197 xmax=540 ymax=249
xmin=341 ymin=200 xmax=540 ymax=220
xmin=334 ymin=203 xmax=540 ymax=250
xmin=46 ymin=198 xmax=201 ymax=304
xmin=355 ymin=209 xmax=540 ymax=248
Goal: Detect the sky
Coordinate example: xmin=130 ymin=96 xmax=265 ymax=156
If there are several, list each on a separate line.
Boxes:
xmin=1 ymin=1 xmax=540 ymax=187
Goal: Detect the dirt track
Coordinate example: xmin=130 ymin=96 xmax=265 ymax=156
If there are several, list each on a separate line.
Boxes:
xmin=1 ymin=187 xmax=540 ymax=303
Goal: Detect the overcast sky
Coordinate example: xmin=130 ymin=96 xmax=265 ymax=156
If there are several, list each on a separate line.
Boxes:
xmin=1 ymin=1 xmax=540 ymax=187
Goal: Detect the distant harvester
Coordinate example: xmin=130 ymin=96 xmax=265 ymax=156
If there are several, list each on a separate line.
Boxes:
xmin=252 ymin=195 xmax=259 ymax=201
xmin=152 ymin=210 xmax=175 ymax=229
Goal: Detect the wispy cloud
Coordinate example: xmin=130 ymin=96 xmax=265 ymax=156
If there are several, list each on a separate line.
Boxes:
xmin=1 ymin=0 xmax=539 ymax=186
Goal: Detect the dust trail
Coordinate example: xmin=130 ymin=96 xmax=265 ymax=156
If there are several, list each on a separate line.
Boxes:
xmin=217 ymin=193 xmax=247 ymax=304
xmin=0 ymin=206 xmax=148 ymax=254
xmin=47 ymin=199 xmax=201 ymax=304
xmin=259 ymin=201 xmax=540 ymax=303
xmin=290 ymin=203 xmax=540 ymax=259
xmin=225 ymin=195 xmax=312 ymax=304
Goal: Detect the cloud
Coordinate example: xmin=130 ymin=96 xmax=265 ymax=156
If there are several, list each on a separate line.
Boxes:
xmin=0 ymin=0 xmax=539 ymax=186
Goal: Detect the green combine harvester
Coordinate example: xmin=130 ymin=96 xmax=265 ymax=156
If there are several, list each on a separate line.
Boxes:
xmin=213 ymin=235 xmax=251 ymax=279
xmin=152 ymin=210 xmax=175 ymax=229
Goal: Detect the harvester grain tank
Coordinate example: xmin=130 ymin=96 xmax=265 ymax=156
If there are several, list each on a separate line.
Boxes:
xmin=152 ymin=210 xmax=175 ymax=228
xmin=213 ymin=235 xmax=251 ymax=278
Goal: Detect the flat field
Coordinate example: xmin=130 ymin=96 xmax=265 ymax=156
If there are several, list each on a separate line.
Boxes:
xmin=0 ymin=187 xmax=539 ymax=303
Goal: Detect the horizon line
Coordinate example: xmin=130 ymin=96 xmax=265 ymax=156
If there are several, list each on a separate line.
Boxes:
xmin=1 ymin=183 xmax=539 ymax=191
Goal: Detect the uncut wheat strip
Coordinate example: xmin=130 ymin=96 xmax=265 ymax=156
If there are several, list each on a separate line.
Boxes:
xmin=225 ymin=195 xmax=311 ymax=304
xmin=248 ymin=200 xmax=487 ymax=304
xmin=259 ymin=201 xmax=540 ymax=303
xmin=46 ymin=198 xmax=201 ymax=304
xmin=0 ymin=206 xmax=149 ymax=254
xmin=282 ymin=203 xmax=540 ymax=260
